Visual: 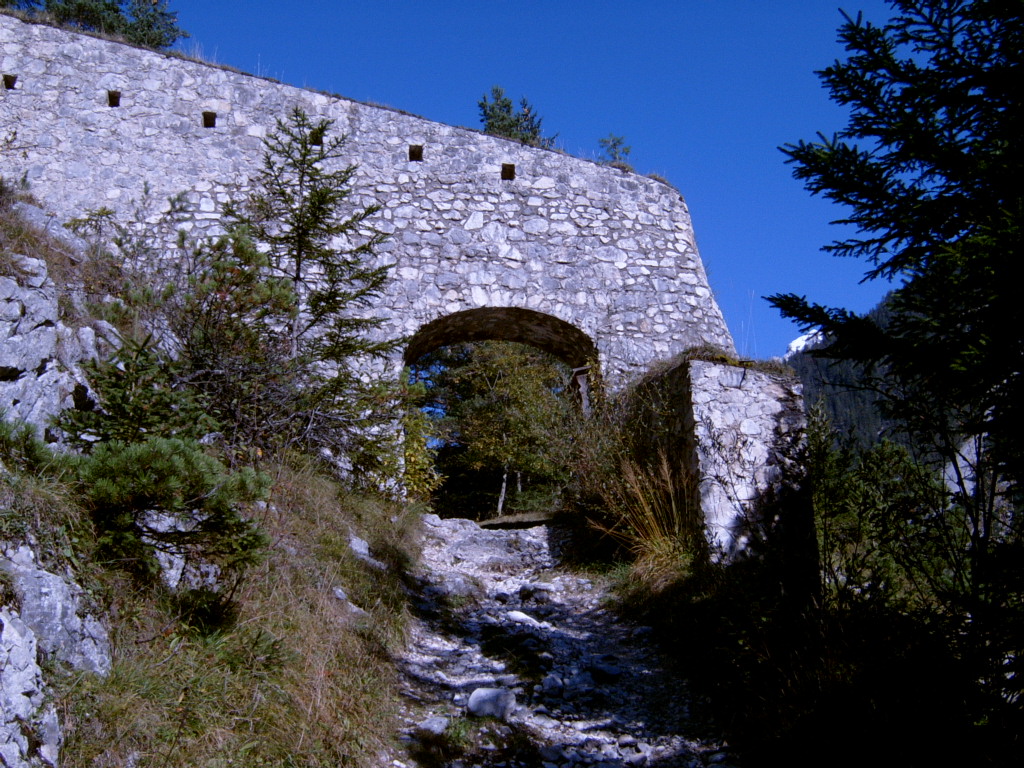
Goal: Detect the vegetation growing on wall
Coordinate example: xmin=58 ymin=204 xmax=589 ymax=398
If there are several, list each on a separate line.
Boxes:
xmin=0 ymin=0 xmax=187 ymax=49
xmin=597 ymin=133 xmax=633 ymax=172
xmin=478 ymin=85 xmax=556 ymax=149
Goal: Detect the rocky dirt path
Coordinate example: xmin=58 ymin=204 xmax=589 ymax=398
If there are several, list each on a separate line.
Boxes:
xmin=390 ymin=514 xmax=737 ymax=768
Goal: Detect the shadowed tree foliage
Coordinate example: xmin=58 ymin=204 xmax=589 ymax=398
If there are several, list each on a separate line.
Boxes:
xmin=768 ymin=0 xmax=1023 ymax=491
xmin=765 ymin=0 xmax=1023 ymax=755
xmin=787 ymin=297 xmax=900 ymax=451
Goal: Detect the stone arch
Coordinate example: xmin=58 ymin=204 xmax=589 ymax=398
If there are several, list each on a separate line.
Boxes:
xmin=404 ymin=308 xmax=595 ymax=369
xmin=403 ymin=307 xmax=600 ymax=410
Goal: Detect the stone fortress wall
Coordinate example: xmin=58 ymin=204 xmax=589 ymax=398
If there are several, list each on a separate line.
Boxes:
xmin=1 ymin=14 xmax=806 ymax=558
xmin=0 ymin=12 xmax=734 ymax=384
xmin=0 ymin=18 xmax=803 ymax=767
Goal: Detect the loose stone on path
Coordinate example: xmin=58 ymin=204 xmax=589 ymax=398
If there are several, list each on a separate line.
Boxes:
xmin=393 ymin=513 xmax=737 ymax=767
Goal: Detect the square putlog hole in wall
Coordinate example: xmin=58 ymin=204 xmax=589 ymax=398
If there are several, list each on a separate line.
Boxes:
xmin=3 ymin=74 xmax=17 ymax=90
xmin=501 ymin=163 xmax=516 ymax=180
xmin=107 ymin=90 xmax=121 ymax=107
xmin=408 ymin=145 xmax=424 ymax=162
xmin=202 ymin=111 xmax=217 ymax=128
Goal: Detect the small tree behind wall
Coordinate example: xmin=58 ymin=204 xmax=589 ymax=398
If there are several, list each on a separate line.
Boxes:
xmin=2 ymin=1 xmax=189 ymax=49
xmin=478 ymin=86 xmax=556 ymax=149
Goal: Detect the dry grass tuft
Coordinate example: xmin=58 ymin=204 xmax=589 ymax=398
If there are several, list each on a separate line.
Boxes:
xmin=594 ymin=453 xmax=702 ymax=596
xmin=0 ymin=181 xmax=112 ymax=327
xmin=1 ymin=180 xmax=70 ymax=279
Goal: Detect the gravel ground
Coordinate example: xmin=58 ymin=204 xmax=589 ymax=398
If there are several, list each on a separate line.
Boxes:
xmin=390 ymin=514 xmax=738 ymax=768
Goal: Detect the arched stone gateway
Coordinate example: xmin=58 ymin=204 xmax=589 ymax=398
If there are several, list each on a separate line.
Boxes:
xmin=404 ymin=308 xmax=596 ymax=370
xmin=0 ymin=13 xmax=735 ymax=386
xmin=0 ymin=15 xmax=806 ymax=556
xmin=403 ymin=307 xmax=598 ymax=411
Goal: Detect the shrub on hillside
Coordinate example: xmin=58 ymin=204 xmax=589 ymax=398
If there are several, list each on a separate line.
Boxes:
xmin=76 ymin=436 xmax=268 ymax=581
xmin=617 ymin=408 xmax=1022 ymax=767
xmin=59 ymin=336 xmax=217 ymax=448
xmin=55 ymin=338 xmax=267 ymax=586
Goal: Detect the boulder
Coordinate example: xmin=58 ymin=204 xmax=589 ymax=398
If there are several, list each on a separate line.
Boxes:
xmin=467 ymin=687 xmax=516 ymax=721
xmin=0 ymin=608 xmax=62 ymax=767
xmin=0 ymin=545 xmax=110 ymax=675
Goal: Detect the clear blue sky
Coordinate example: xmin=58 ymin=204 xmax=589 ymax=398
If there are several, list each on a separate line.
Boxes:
xmin=170 ymin=0 xmax=896 ymax=358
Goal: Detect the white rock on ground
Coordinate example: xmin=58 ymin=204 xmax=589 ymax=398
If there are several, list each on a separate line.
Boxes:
xmin=467 ymin=687 xmax=517 ymax=720
xmin=0 ymin=545 xmax=110 ymax=675
xmin=392 ymin=513 xmax=738 ymax=767
xmin=1 ymin=608 xmax=60 ymax=767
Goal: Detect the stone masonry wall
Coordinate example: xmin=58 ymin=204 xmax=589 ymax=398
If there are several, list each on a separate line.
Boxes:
xmin=0 ymin=13 xmax=734 ymax=384
xmin=687 ymin=360 xmax=805 ymax=553
xmin=629 ymin=359 xmax=805 ymax=555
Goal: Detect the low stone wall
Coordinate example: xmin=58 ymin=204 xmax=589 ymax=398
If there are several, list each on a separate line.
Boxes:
xmin=627 ymin=358 xmax=806 ymax=555
xmin=687 ymin=360 xmax=805 ymax=553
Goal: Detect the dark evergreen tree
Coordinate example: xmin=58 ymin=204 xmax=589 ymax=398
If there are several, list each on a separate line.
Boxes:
xmin=788 ymin=298 xmax=899 ymax=451
xmin=769 ymin=0 xmax=1023 ymax=492
xmin=768 ymin=0 xmax=1023 ymax=740
xmin=120 ymin=0 xmax=186 ymax=49
xmin=78 ymin=436 xmax=268 ymax=581
xmin=56 ymin=337 xmax=268 ymax=586
xmin=224 ymin=107 xmax=396 ymax=462
xmin=165 ymin=226 xmax=299 ymax=454
xmin=58 ymin=336 xmax=217 ymax=448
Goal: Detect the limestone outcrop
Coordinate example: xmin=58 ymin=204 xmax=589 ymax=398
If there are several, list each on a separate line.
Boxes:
xmin=0 ymin=608 xmax=61 ymax=768
xmin=0 ymin=545 xmax=111 ymax=675
xmin=1 ymin=545 xmax=112 ymax=768
xmin=1 ymin=203 xmax=115 ymax=435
